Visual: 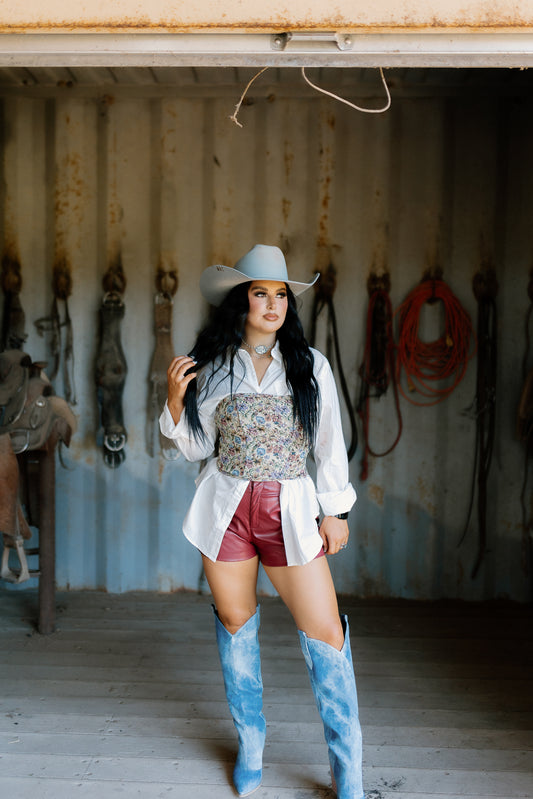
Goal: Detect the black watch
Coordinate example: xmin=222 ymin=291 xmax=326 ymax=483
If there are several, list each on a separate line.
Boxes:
xmin=334 ymin=512 xmax=349 ymax=520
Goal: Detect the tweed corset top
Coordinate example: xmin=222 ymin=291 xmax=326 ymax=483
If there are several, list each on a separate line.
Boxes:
xmin=214 ymin=393 xmax=309 ymax=481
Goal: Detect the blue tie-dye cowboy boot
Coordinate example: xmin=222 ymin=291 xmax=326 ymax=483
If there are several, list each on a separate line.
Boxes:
xmin=298 ymin=615 xmax=364 ymax=799
xmin=213 ymin=605 xmax=267 ymax=797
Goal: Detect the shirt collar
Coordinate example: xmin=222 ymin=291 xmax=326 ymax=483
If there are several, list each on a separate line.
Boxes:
xmin=271 ymin=340 xmax=282 ymax=362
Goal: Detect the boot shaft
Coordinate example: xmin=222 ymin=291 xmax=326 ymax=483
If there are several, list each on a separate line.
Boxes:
xmin=299 ymin=615 xmax=364 ymax=799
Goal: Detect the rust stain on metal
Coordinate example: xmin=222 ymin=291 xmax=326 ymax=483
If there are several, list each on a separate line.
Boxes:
xmin=283 ymin=140 xmax=294 ymax=182
xmin=317 ymin=110 xmax=334 ymax=252
xmin=321 ymin=176 xmax=331 ymax=211
xmin=54 ymin=149 xmax=87 ymax=255
xmin=282 ymin=197 xmax=292 ymax=226
xmin=368 ymin=483 xmax=385 ymax=507
xmin=416 ymin=474 xmax=436 ymax=517
xmin=2 ymin=10 xmax=533 ymax=33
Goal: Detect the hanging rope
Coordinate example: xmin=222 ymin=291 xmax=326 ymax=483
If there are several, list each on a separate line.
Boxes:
xmin=395 ymin=275 xmax=476 ymax=406
xmin=229 ymin=66 xmax=391 ymax=128
xmin=301 ymin=67 xmax=391 ymax=114
xmin=309 ymin=263 xmax=357 ymax=461
xmin=229 ymin=67 xmax=269 ymax=127
xmin=458 ymin=269 xmax=498 ymax=579
xmin=356 ymin=272 xmax=402 ymax=481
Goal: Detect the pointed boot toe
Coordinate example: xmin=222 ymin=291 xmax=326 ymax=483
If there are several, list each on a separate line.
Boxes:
xmin=233 ymin=757 xmax=262 ymax=796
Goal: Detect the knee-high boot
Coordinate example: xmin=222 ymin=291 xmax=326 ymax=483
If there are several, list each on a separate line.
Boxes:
xmin=213 ymin=605 xmax=266 ymax=797
xmin=298 ymin=615 xmax=364 ymax=799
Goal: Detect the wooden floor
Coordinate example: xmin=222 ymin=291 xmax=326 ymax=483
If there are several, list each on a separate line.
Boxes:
xmin=0 ymin=589 xmax=532 ymax=799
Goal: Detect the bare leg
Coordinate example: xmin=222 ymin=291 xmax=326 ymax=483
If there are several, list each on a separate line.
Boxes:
xmin=202 ymin=554 xmax=260 ymax=633
xmin=263 ymin=556 xmax=344 ymax=649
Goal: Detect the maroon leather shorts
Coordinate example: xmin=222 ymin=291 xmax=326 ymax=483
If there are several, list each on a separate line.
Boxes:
xmin=217 ymin=480 xmax=324 ymax=567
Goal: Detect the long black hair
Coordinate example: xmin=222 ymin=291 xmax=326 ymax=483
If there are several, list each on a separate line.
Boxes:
xmin=183 ymin=282 xmax=319 ymax=444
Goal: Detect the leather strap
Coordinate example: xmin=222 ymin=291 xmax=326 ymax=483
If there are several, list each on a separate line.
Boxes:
xmin=95 ymin=290 xmax=128 ymax=468
xmin=459 ymin=269 xmax=498 ymax=579
xmin=34 ymin=257 xmax=76 ymax=405
xmin=148 ymin=292 xmax=179 ymax=459
xmin=309 ymin=264 xmax=357 ymax=461
xmin=356 ymin=273 xmax=402 ymax=481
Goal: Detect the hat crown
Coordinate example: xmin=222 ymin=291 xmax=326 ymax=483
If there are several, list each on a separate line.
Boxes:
xmin=199 ymin=244 xmax=319 ymax=306
xmin=234 ymin=244 xmax=289 ymax=282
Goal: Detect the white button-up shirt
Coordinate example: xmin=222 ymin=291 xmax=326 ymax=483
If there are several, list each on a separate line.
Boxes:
xmin=159 ymin=343 xmax=356 ymax=565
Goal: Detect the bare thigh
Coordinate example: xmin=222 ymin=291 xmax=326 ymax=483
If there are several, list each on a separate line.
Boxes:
xmin=263 ymin=556 xmax=344 ymax=650
xmin=202 ymin=554 xmax=260 ymax=634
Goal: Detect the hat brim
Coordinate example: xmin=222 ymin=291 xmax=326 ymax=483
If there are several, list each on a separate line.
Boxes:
xmin=200 ymin=264 xmax=320 ymax=307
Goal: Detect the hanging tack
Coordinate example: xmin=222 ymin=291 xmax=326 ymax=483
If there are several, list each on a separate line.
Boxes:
xmin=314 ymin=262 xmax=337 ymax=302
xmin=1 ymin=252 xmax=26 ymax=350
xmin=102 ymin=252 xmax=127 ymax=295
xmin=1 ymin=252 xmax=23 ymax=294
xmin=367 ymin=271 xmax=390 ymax=295
xmin=52 ymin=256 xmax=73 ymax=301
xmin=472 ymin=267 xmax=499 ymax=303
xmin=155 ymin=266 xmax=178 ymax=298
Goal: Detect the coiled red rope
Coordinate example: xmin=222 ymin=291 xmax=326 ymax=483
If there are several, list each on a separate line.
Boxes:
xmin=395 ymin=278 xmax=476 ymax=405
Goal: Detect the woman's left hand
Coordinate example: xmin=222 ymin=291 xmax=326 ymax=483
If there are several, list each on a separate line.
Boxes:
xmin=319 ymin=516 xmax=349 ymax=555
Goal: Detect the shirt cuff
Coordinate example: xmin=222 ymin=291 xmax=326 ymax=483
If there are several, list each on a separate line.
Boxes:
xmin=159 ymin=401 xmax=186 ymax=439
xmin=316 ymin=484 xmax=357 ymax=517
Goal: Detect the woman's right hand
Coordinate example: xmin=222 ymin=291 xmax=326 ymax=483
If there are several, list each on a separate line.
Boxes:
xmin=167 ymin=356 xmax=197 ymax=425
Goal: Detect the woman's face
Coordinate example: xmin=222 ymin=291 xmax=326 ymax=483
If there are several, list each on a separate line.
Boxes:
xmin=245 ymin=280 xmax=288 ymax=339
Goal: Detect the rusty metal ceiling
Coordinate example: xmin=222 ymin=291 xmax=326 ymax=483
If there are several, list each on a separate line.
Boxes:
xmin=0 ymin=66 xmax=532 ymax=97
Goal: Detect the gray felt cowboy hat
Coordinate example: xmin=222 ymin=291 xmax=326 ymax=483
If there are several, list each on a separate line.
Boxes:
xmin=200 ymin=244 xmax=320 ymax=306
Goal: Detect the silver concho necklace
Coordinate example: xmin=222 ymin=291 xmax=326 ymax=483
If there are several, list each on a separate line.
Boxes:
xmin=242 ymin=339 xmax=274 ymax=358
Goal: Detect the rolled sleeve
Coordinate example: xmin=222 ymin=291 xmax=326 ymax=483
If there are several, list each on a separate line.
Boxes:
xmin=159 ymin=401 xmax=216 ymax=462
xmin=312 ymin=350 xmax=357 ymax=517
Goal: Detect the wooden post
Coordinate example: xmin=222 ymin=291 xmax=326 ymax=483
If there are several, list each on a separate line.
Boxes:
xmin=37 ymin=431 xmax=59 ymax=635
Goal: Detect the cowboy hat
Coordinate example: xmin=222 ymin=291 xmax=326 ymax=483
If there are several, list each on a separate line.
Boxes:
xmin=199 ymin=244 xmax=319 ymax=306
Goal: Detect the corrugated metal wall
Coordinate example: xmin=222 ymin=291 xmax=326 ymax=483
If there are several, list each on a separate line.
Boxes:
xmin=1 ymin=69 xmax=531 ymax=600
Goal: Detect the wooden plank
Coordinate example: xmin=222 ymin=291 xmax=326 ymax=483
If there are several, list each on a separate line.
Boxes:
xmin=2 ymin=712 xmax=530 ymax=750
xmin=1 ymin=678 xmax=532 ymax=717
xmin=1 ymin=590 xmax=532 ymax=799
xmin=3 ymin=694 xmax=533 ymax=732
xmin=2 ymin=650 xmax=532 ymax=682
xmin=2 ymin=663 xmax=532 ymax=700
xmin=0 ymin=781 xmax=526 ymax=799
xmin=1 ymin=732 xmax=533 ymax=773
xmin=1 ymin=754 xmax=532 ymax=795
xmin=3 ymin=634 xmax=532 ymax=668
xmin=0 ymin=778 xmax=334 ymax=799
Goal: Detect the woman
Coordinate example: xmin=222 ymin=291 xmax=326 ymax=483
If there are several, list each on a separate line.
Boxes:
xmin=160 ymin=244 xmax=364 ymax=799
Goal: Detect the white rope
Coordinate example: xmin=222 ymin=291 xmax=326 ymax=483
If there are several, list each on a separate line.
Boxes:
xmin=229 ymin=66 xmax=391 ymax=128
xmin=229 ymin=67 xmax=270 ymax=127
xmin=301 ymin=66 xmax=391 ymax=114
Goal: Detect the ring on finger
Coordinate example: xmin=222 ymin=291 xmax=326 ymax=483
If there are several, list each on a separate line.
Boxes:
xmin=340 ymin=543 xmax=348 ymax=550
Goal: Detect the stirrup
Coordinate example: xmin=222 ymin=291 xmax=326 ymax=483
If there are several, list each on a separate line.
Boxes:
xmin=1 ymin=537 xmax=31 ymax=583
